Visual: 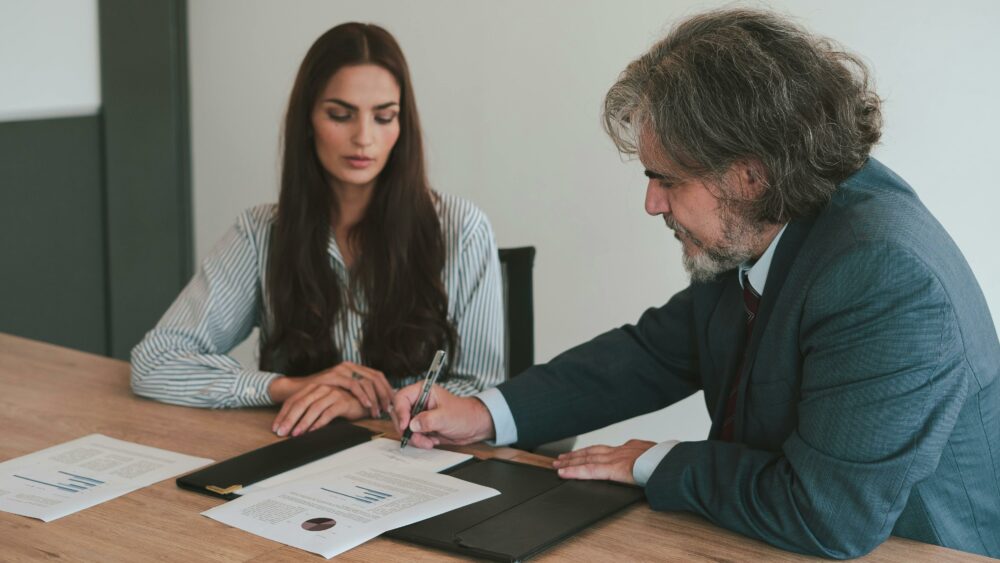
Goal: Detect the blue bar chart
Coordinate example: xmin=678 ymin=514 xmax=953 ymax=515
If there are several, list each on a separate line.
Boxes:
xmin=321 ymin=485 xmax=393 ymax=504
xmin=13 ymin=471 xmax=105 ymax=494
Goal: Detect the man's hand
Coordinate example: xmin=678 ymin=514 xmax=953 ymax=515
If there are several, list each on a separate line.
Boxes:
xmin=271 ymin=384 xmax=367 ymax=437
xmin=390 ymin=383 xmax=495 ymax=448
xmin=551 ymin=439 xmax=656 ymax=485
xmin=268 ymin=361 xmax=394 ymax=419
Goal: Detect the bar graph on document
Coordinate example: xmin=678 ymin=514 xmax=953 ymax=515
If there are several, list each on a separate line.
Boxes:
xmin=0 ymin=434 xmax=213 ymax=523
xmin=321 ymin=485 xmax=393 ymax=504
xmin=12 ymin=469 xmax=105 ymax=494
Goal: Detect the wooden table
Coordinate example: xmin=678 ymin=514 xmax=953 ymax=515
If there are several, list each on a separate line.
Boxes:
xmin=0 ymin=333 xmax=991 ymax=562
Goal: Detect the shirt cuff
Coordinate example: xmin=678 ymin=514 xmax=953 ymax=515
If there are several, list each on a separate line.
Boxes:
xmin=234 ymin=370 xmax=282 ymax=407
xmin=475 ymin=387 xmax=517 ymax=446
xmin=632 ymin=440 xmax=681 ymax=486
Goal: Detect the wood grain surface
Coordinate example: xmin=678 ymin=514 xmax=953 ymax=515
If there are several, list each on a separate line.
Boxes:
xmin=0 ymin=333 xmax=991 ymax=562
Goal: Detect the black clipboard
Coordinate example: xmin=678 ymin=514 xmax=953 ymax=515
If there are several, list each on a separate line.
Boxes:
xmin=386 ymin=457 xmax=645 ymax=561
xmin=176 ymin=420 xmax=378 ymax=499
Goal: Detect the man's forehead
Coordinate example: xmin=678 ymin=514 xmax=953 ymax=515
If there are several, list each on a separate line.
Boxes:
xmin=636 ymin=126 xmax=676 ymax=174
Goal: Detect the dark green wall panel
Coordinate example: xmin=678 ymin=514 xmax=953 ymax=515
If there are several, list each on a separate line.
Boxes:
xmin=100 ymin=0 xmax=192 ymax=359
xmin=2 ymin=1 xmax=192 ymax=360
xmin=0 ymin=116 xmax=108 ymax=354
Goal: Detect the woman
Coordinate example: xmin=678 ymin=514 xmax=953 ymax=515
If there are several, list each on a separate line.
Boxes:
xmin=130 ymin=23 xmax=505 ymax=438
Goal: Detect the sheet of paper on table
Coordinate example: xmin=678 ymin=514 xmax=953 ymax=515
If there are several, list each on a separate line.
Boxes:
xmin=237 ymin=437 xmax=473 ymax=496
xmin=0 ymin=434 xmax=212 ymax=522
xmin=204 ymin=461 xmax=499 ymax=559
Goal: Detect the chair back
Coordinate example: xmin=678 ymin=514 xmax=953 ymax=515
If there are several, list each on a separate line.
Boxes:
xmin=498 ymin=247 xmax=535 ymax=379
xmin=498 ymin=246 xmax=576 ymax=455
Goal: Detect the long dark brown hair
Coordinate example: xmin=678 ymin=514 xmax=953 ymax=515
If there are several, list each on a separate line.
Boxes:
xmin=260 ymin=23 xmax=457 ymax=380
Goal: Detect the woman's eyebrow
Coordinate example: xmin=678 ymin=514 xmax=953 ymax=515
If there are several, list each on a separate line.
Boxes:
xmin=323 ymin=98 xmax=400 ymax=111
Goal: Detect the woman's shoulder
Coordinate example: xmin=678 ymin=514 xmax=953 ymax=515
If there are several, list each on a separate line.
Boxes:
xmin=235 ymin=203 xmax=279 ymax=233
xmin=196 ymin=204 xmax=277 ymax=278
xmin=432 ymin=191 xmax=493 ymax=243
xmin=204 ymin=204 xmax=277 ymax=257
xmin=220 ymin=204 xmax=279 ymax=248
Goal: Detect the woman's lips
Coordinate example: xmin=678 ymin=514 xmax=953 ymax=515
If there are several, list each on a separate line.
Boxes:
xmin=344 ymin=156 xmax=374 ymax=169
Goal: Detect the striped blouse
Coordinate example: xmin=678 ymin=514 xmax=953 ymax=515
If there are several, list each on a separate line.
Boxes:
xmin=130 ymin=192 xmax=506 ymax=408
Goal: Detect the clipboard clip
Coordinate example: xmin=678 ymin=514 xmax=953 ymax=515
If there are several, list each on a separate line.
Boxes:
xmin=206 ymin=484 xmax=243 ymax=495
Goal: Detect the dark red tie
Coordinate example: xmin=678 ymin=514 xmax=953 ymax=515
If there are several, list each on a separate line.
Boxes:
xmin=720 ymin=271 xmax=761 ymax=442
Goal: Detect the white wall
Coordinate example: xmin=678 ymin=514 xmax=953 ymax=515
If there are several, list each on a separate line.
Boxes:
xmin=0 ymin=0 xmax=100 ymax=122
xmin=188 ymin=0 xmax=1000 ymax=448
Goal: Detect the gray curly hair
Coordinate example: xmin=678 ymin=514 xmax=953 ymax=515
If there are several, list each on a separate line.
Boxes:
xmin=604 ymin=9 xmax=882 ymax=223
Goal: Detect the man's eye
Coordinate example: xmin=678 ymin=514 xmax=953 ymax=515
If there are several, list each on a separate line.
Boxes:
xmin=327 ymin=111 xmax=351 ymax=122
xmin=644 ymin=169 xmax=675 ymax=187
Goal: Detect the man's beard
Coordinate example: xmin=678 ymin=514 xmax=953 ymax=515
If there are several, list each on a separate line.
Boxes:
xmin=665 ymin=203 xmax=764 ymax=283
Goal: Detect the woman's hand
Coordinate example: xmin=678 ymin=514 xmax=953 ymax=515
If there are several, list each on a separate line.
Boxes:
xmin=271 ymin=384 xmax=367 ymax=437
xmin=268 ymin=361 xmax=394 ymax=419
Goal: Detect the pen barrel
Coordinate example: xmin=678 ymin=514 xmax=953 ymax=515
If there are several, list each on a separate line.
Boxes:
xmin=401 ymin=350 xmax=445 ymax=449
xmin=409 ymin=388 xmax=431 ymax=418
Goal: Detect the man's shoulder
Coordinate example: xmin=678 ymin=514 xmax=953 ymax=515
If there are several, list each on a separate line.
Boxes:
xmin=801 ymin=161 xmax=996 ymax=359
xmin=812 ymin=159 xmax=954 ymax=262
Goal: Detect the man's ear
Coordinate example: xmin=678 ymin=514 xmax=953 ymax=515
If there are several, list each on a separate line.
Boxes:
xmin=732 ymin=158 xmax=768 ymax=198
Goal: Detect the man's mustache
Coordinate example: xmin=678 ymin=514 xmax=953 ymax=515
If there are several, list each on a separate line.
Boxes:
xmin=663 ymin=215 xmax=704 ymax=249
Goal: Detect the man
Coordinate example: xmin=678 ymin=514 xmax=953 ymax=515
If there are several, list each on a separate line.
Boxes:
xmin=392 ymin=9 xmax=1000 ymax=559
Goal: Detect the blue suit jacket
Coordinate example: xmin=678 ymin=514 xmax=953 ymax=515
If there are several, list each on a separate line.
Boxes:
xmin=498 ymin=159 xmax=1000 ymax=558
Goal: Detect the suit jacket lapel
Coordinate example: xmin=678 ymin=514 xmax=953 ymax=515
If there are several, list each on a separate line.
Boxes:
xmin=735 ymin=218 xmax=814 ymax=440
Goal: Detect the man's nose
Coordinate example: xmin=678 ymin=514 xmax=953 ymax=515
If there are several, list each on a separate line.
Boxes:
xmin=645 ymin=180 xmax=670 ymax=216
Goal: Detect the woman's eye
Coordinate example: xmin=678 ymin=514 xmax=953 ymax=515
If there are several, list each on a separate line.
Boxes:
xmin=326 ymin=111 xmax=351 ymax=122
xmin=374 ymin=113 xmax=398 ymax=125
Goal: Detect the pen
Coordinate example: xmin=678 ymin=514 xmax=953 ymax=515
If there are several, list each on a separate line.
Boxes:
xmin=400 ymin=350 xmax=446 ymax=449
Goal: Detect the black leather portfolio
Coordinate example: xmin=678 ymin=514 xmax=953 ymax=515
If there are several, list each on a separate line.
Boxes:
xmin=386 ymin=457 xmax=645 ymax=561
xmin=175 ymin=421 xmax=378 ymax=499
xmin=178 ymin=423 xmax=642 ymax=559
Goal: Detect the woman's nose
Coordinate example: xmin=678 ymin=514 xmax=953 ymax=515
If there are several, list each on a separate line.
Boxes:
xmin=352 ymin=119 xmax=374 ymax=147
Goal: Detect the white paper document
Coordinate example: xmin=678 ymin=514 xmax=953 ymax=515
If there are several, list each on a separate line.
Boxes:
xmin=238 ymin=438 xmax=472 ymax=496
xmin=0 ymin=434 xmax=212 ymax=522
xmin=204 ymin=463 xmax=498 ymax=559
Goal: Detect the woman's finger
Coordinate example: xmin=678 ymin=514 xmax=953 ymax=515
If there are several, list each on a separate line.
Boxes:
xmin=290 ymin=389 xmax=342 ymax=436
xmin=342 ymin=362 xmax=394 ymax=411
xmin=272 ymin=383 xmax=315 ymax=433
xmin=363 ymin=368 xmax=394 ymax=411
xmin=345 ymin=376 xmax=378 ymax=416
xmin=275 ymin=385 xmax=327 ymax=436
xmin=308 ymin=400 xmax=351 ymax=432
xmin=344 ymin=372 xmax=375 ymax=405
xmin=324 ymin=365 xmax=379 ymax=414
xmin=358 ymin=378 xmax=380 ymax=417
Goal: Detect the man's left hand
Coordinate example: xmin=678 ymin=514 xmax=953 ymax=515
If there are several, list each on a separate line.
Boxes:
xmin=552 ymin=439 xmax=656 ymax=485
